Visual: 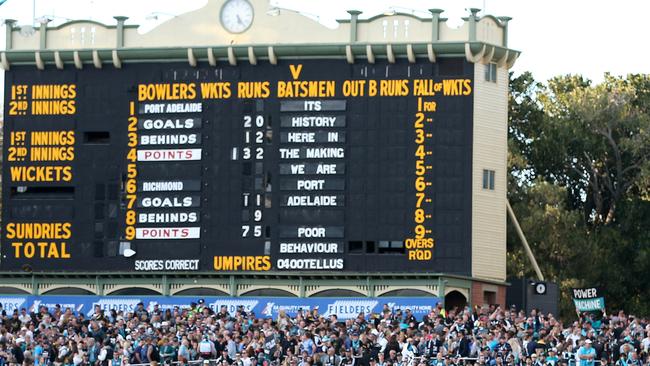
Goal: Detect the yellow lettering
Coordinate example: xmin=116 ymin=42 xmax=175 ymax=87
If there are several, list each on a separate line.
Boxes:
xmin=277 ymin=81 xmax=335 ymax=98
xmin=24 ymin=242 xmax=35 ymax=258
xmin=32 ymin=131 xmax=75 ymax=145
xmin=380 ymin=79 xmax=409 ymax=96
xmin=405 ymin=238 xmax=435 ymax=249
xmin=289 ymin=64 xmax=303 ymax=80
xmin=237 ymin=82 xmax=270 ymax=99
xmin=463 ymin=79 xmax=472 ymax=95
xmin=61 ymin=242 xmax=70 ymax=258
xmin=3 ymin=222 xmax=73 ymax=240
xmin=68 ymin=84 xmax=77 ymax=98
xmin=213 ymin=256 xmax=271 ymax=271
xmin=9 ymin=241 xmax=71 ymax=259
xmin=233 ymin=256 xmax=243 ymax=268
xmin=12 ymin=242 xmax=21 ymax=258
xmin=30 ymin=147 xmax=75 ymax=161
xmin=31 ymin=84 xmax=76 ymax=99
xmin=342 ymin=80 xmax=366 ymax=97
xmin=199 ymin=82 xmax=232 ymax=99
xmin=47 ymin=242 xmax=59 ymax=258
xmin=442 ymin=79 xmax=472 ymax=96
xmin=413 ymin=79 xmax=436 ymax=97
xmin=407 ymin=249 xmax=432 ymax=261
xmin=10 ymin=166 xmax=72 ymax=182
xmin=137 ymin=83 xmax=198 ymax=101
xmin=368 ymin=80 xmax=377 ymax=96
xmin=31 ymin=100 xmax=76 ymax=115
xmin=38 ymin=242 xmax=48 ymax=258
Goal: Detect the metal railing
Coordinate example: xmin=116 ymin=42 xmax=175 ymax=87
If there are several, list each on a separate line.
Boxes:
xmin=129 ymin=359 xmax=220 ymax=366
xmin=131 ymin=357 xmax=616 ymax=366
xmin=397 ymin=356 xmax=479 ymax=366
xmin=568 ymin=360 xmax=602 ymax=366
xmin=129 ymin=357 xmax=482 ymax=366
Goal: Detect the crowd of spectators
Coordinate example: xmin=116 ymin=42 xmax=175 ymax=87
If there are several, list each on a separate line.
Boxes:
xmin=0 ymin=300 xmax=647 ymax=366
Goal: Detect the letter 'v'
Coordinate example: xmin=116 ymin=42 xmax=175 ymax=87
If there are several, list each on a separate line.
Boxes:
xmin=289 ymin=64 xmax=303 ymax=80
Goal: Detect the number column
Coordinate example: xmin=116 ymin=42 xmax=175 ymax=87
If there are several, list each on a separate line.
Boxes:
xmin=408 ymin=110 xmax=434 ymax=260
xmin=124 ymin=102 xmax=138 ymax=241
xmin=239 ymin=113 xmax=268 ymax=240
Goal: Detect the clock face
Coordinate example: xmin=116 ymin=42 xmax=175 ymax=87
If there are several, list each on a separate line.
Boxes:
xmin=535 ymin=283 xmax=547 ymax=295
xmin=220 ymin=0 xmax=254 ymax=34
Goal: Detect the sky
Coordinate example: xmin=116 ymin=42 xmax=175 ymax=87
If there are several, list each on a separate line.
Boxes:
xmin=0 ymin=0 xmax=649 ymax=83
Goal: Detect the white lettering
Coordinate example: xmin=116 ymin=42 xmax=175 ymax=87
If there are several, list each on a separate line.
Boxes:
xmin=142 ymin=118 xmax=197 ymax=130
xmin=305 ymin=148 xmax=344 ymax=159
xmin=279 ymin=242 xmax=339 ymax=253
xmin=290 ymin=116 xmax=338 ymax=127
xmin=142 ymin=181 xmax=185 ymax=192
xmin=316 ymin=164 xmax=336 ymax=174
xmin=140 ymin=196 xmax=195 ymax=208
xmin=287 ymin=132 xmax=315 ymax=143
xmin=279 ymin=148 xmax=299 ymax=159
xmin=290 ymin=164 xmax=305 ymax=174
xmin=140 ymin=134 xmax=198 ymax=145
xmin=276 ymin=258 xmax=343 ymax=270
xmin=135 ymin=259 xmax=200 ymax=271
xmin=297 ymin=227 xmax=326 ymax=238
xmin=138 ymin=212 xmax=198 ymax=223
xmin=285 ymin=195 xmax=338 ymax=206
xmin=296 ymin=179 xmax=325 ymax=190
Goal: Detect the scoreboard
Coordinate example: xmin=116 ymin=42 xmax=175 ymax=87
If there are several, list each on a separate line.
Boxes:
xmin=2 ymin=58 xmax=474 ymax=273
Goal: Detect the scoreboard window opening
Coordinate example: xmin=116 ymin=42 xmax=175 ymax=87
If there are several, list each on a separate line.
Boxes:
xmin=118 ymin=242 xmax=132 ymax=256
xmin=348 ymin=240 xmax=404 ymax=254
xmin=83 ymin=131 xmax=111 ymax=144
xmin=10 ymin=186 xmax=74 ymax=198
xmin=107 ymin=203 xmax=118 ymax=219
xmin=94 ymin=203 xmax=105 ymax=219
xmin=105 ymin=240 xmax=120 ymax=256
xmin=349 ymin=241 xmax=363 ymax=253
xmin=107 ymin=183 xmax=119 ymax=200
xmin=95 ymin=184 xmax=106 ymax=200
xmin=377 ymin=240 xmax=405 ymax=254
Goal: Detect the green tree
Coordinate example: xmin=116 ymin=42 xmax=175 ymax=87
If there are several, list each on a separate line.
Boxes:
xmin=507 ymin=72 xmax=650 ymax=319
xmin=534 ymin=75 xmax=650 ymax=225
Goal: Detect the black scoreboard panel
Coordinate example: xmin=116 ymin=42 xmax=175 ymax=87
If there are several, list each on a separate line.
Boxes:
xmin=2 ymin=58 xmax=474 ymax=274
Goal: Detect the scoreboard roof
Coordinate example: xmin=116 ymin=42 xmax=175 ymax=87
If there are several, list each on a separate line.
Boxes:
xmin=1 ymin=0 xmax=519 ymax=69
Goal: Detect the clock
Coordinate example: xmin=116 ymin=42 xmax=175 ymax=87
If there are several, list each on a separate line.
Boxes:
xmin=220 ymin=0 xmax=254 ymax=34
xmin=534 ymin=282 xmax=547 ymax=295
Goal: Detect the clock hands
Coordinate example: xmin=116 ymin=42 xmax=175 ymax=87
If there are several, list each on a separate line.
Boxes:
xmin=221 ymin=0 xmax=252 ymax=33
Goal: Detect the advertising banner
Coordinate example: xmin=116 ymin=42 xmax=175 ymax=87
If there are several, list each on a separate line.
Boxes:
xmin=0 ymin=296 xmax=441 ymax=320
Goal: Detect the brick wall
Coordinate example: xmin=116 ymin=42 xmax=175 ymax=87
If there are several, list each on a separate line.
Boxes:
xmin=471 ymin=281 xmax=484 ymax=307
xmin=497 ymin=283 xmax=506 ymax=307
xmin=470 ymin=281 xmax=506 ymax=308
